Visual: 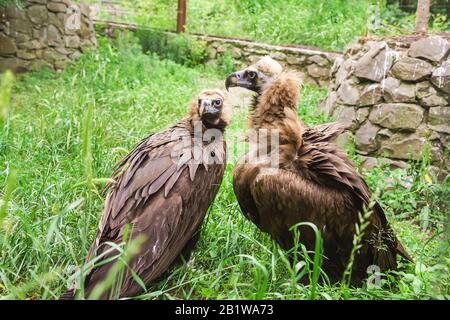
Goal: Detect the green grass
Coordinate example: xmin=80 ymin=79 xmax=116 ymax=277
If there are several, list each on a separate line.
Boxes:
xmin=87 ymin=0 xmax=449 ymax=51
xmin=0 ymin=35 xmax=448 ymax=300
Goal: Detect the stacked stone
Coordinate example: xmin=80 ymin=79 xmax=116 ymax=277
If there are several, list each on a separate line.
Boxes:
xmin=203 ymin=35 xmax=341 ymax=86
xmin=321 ymin=35 xmax=450 ymax=174
xmin=0 ymin=0 xmax=97 ymax=73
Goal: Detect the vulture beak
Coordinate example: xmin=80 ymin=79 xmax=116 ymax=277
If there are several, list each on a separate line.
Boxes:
xmin=201 ymin=100 xmax=220 ymax=118
xmin=225 ymin=70 xmax=253 ymax=91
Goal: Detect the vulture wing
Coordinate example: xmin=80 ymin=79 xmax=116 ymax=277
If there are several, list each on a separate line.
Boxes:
xmin=233 ymin=123 xmax=410 ymax=284
xmin=302 ymin=122 xmax=349 ymax=144
xmin=82 ymin=121 xmax=225 ymax=298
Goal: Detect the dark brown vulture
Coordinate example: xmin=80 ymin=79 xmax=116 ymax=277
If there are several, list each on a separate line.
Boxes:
xmin=226 ymin=57 xmax=412 ymax=285
xmin=61 ymin=89 xmax=230 ymax=299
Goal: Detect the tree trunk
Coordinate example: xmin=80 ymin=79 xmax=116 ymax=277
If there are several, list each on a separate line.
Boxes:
xmin=176 ymin=0 xmax=186 ymax=33
xmin=415 ymin=0 xmax=430 ymax=33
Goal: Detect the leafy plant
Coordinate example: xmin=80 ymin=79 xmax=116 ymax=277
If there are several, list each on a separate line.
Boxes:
xmin=137 ymin=29 xmax=207 ymax=67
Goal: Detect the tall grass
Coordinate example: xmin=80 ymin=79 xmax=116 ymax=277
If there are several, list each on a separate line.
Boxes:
xmin=0 ymin=71 xmax=14 ymax=129
xmin=86 ymin=0 xmax=449 ymax=51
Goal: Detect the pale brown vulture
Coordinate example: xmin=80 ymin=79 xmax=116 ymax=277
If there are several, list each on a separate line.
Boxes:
xmin=226 ymin=57 xmax=411 ymax=285
xmin=61 ymin=89 xmax=230 ymax=299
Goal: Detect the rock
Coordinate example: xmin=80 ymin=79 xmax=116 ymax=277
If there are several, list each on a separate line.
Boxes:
xmin=247 ymin=55 xmax=260 ymax=64
xmin=15 ymin=33 xmax=31 ymax=44
xmin=381 ymin=77 xmax=416 ymax=103
xmin=326 ymin=53 xmax=341 ymax=65
xmin=5 ymin=6 xmax=26 ymax=19
xmin=32 ymin=28 xmax=43 ymax=39
xmin=80 ymin=38 xmax=94 ymax=52
xmin=206 ymin=47 xmax=217 ymax=59
xmin=79 ymin=2 xmax=91 ymax=17
xmin=358 ymin=84 xmax=382 ymax=106
xmin=337 ymin=80 xmax=360 ymax=105
xmin=330 ymin=56 xmax=344 ymax=75
xmin=336 ymin=131 xmax=353 ymax=150
xmin=231 ymin=47 xmax=241 ymax=59
xmin=54 ymin=46 xmax=73 ymax=55
xmin=416 ymin=124 xmax=441 ymax=141
xmin=69 ymin=49 xmax=82 ymax=60
xmin=27 ymin=5 xmax=48 ymax=25
xmin=334 ymin=58 xmax=354 ymax=87
xmin=43 ymin=48 xmax=66 ymax=61
xmin=307 ymin=64 xmax=329 ymax=78
xmin=417 ymin=85 xmax=447 ymax=107
xmin=65 ymin=35 xmax=80 ymax=48
xmin=0 ymin=34 xmax=16 ymax=55
xmin=16 ymin=49 xmax=37 ymax=60
xmin=428 ymin=107 xmax=450 ymax=134
xmin=47 ymin=24 xmax=63 ymax=46
xmin=308 ymin=55 xmax=329 ymax=66
xmin=359 ymin=155 xmax=408 ymax=171
xmin=269 ymin=51 xmax=287 ymax=61
xmin=47 ymin=12 xmax=64 ymax=32
xmin=319 ymin=91 xmax=338 ymax=117
xmin=428 ymin=165 xmax=448 ymax=182
xmin=356 ymin=107 xmax=370 ymax=123
xmin=431 ymin=59 xmax=450 ymax=93
xmin=9 ymin=18 xmax=32 ymax=34
xmin=409 ymin=36 xmax=450 ymax=62
xmin=17 ymin=40 xmax=44 ymax=50
xmin=369 ymin=103 xmax=424 ymax=130
xmin=378 ymin=132 xmax=426 ymax=160
xmin=354 ymin=42 xmax=393 ymax=82
xmin=54 ymin=58 xmax=69 ymax=69
xmin=344 ymin=42 xmax=363 ymax=57
xmin=355 ymin=122 xmax=380 ymax=153
xmin=47 ymin=2 xmax=67 ymax=13
xmin=415 ymin=81 xmax=431 ymax=96
xmin=333 ymin=105 xmax=357 ymax=129
xmin=286 ymin=55 xmax=306 ymax=65
xmin=0 ymin=57 xmax=30 ymax=73
xmin=216 ymin=44 xmax=227 ymax=53
xmin=391 ymin=57 xmax=433 ymax=82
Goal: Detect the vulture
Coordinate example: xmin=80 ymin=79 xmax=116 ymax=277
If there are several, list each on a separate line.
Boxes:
xmin=225 ymin=57 xmax=412 ymax=285
xmin=61 ymin=89 xmax=231 ymax=299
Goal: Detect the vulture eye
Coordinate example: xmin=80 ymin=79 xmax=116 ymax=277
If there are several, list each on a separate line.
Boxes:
xmin=198 ymin=99 xmax=202 ymax=107
xmin=213 ymin=99 xmax=222 ymax=107
xmin=247 ymin=71 xmax=257 ymax=79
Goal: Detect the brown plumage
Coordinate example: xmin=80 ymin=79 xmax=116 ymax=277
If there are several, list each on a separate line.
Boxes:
xmin=226 ymin=57 xmax=411 ymax=285
xmin=61 ymin=89 xmax=231 ymax=299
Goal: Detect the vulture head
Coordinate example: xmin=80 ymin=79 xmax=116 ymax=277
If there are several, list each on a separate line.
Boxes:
xmin=225 ymin=56 xmax=283 ymax=93
xmin=189 ymin=89 xmax=231 ymax=129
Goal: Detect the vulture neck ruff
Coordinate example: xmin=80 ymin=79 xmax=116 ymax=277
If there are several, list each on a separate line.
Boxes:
xmin=248 ymin=72 xmax=303 ymax=165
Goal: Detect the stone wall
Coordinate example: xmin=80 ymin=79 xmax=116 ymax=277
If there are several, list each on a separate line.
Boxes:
xmin=321 ymin=35 xmax=450 ymax=173
xmin=0 ymin=0 xmax=96 ymax=73
xmin=96 ymin=21 xmax=341 ymax=86
xmin=199 ymin=35 xmax=341 ymax=86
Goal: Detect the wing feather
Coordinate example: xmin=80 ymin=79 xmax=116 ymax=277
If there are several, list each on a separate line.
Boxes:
xmin=83 ymin=120 xmax=226 ymax=298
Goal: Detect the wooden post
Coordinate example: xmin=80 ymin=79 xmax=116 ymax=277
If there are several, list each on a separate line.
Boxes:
xmin=415 ymin=0 xmax=430 ymax=33
xmin=176 ymin=0 xmax=186 ymax=33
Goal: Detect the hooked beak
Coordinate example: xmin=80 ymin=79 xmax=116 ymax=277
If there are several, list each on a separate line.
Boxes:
xmin=225 ymin=70 xmax=253 ymax=91
xmin=201 ymin=101 xmax=220 ymax=118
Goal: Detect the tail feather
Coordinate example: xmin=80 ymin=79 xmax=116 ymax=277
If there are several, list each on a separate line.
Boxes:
xmin=59 ymin=288 xmax=76 ymax=300
xmin=396 ymin=241 xmax=414 ymax=263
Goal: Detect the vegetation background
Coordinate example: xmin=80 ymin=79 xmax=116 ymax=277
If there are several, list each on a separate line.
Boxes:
xmin=0 ymin=0 xmax=448 ymax=299
xmin=87 ymin=0 xmax=450 ymax=50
